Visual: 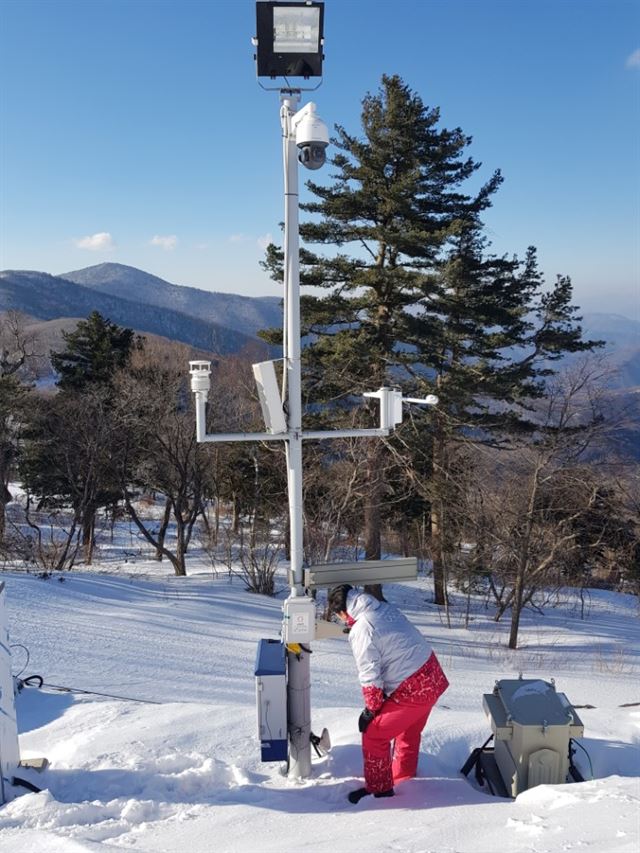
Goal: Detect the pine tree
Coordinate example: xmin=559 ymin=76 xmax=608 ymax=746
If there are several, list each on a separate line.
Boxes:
xmin=263 ymin=74 xmax=601 ymax=604
xmin=406 ymin=235 xmax=599 ymax=603
xmin=23 ymin=312 xmax=138 ymax=563
xmin=263 ymin=75 xmax=500 ymax=567
xmin=51 ymin=311 xmax=137 ymax=391
xmin=19 ymin=388 xmax=125 ymax=564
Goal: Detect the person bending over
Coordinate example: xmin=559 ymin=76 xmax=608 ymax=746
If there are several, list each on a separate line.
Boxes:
xmin=327 ymin=584 xmax=449 ymax=804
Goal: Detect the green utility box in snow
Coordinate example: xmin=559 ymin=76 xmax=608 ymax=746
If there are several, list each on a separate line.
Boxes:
xmin=483 ymin=677 xmax=584 ymax=797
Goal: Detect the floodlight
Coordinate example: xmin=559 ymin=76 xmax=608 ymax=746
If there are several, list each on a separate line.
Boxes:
xmin=255 ymin=2 xmax=324 ymax=78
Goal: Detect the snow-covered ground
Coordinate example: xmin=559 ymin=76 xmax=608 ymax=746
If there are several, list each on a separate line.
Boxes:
xmin=1 ymin=563 xmax=639 ymax=853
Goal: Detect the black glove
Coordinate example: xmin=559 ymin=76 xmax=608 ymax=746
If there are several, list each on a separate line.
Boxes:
xmin=358 ymin=708 xmax=376 ymax=733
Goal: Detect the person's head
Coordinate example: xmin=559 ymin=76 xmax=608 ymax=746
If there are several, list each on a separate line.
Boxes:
xmin=327 ymin=584 xmax=353 ymax=620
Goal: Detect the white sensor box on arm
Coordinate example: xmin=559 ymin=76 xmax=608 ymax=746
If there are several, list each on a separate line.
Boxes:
xmin=282 ymin=595 xmax=315 ymax=644
xmin=252 ymin=361 xmax=287 ymax=434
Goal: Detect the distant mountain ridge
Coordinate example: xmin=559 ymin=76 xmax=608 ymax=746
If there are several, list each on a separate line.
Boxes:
xmin=0 ymin=269 xmax=270 ymax=356
xmin=60 ymin=263 xmax=282 ymax=339
xmin=577 ymin=313 xmax=640 ymax=389
xmin=1 ymin=263 xmax=637 ymax=386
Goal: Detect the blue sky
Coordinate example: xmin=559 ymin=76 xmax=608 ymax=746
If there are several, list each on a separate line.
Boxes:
xmin=1 ymin=0 xmax=638 ymax=317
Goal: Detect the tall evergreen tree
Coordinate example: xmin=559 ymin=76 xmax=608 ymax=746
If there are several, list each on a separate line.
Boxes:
xmin=406 ymin=234 xmax=598 ymax=603
xmin=51 ymin=311 xmax=136 ymax=391
xmin=264 ymin=75 xmax=500 ymax=565
xmin=263 ymin=75 xmax=600 ymax=604
xmin=22 ymin=312 xmax=138 ymax=562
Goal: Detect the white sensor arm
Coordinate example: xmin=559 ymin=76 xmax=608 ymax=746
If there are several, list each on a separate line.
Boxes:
xmin=189 ymin=364 xmax=435 ymax=444
xmin=403 ymin=395 xmax=439 ymax=406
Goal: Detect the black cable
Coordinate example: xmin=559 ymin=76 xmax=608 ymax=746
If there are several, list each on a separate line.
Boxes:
xmin=43 ymin=682 xmax=162 ymax=705
xmin=310 ymin=736 xmax=323 ymax=758
xmin=571 ymin=738 xmax=594 ymax=780
xmin=10 ymin=643 xmax=30 ymax=678
xmin=17 ymin=676 xmax=161 ymax=705
xmin=18 ymin=675 xmax=43 ymax=690
xmin=11 ymin=776 xmax=41 ymax=794
xmin=12 ymin=642 xmax=162 ymax=704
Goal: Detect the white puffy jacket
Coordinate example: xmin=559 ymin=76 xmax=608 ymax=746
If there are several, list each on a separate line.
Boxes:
xmin=346 ymin=589 xmax=433 ymax=695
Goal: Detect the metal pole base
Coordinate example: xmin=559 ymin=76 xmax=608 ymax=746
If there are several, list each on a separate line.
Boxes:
xmin=286 ymin=648 xmax=312 ymax=778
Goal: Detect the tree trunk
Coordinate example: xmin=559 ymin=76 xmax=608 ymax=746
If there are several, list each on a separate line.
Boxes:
xmin=0 ymin=465 xmax=11 ymax=542
xmin=55 ymin=515 xmax=79 ymax=572
xmin=124 ymin=494 xmax=183 ymax=577
xmin=174 ymin=518 xmax=187 ymax=576
xmin=364 ymin=441 xmax=385 ymax=601
xmin=508 ymin=467 xmax=540 ymax=649
xmin=431 ymin=500 xmax=447 ymax=606
xmin=508 ymin=560 xmax=526 ymax=649
xmin=214 ymin=499 xmax=220 ymax=545
xmin=82 ymin=508 xmax=95 ymax=565
xmin=232 ymin=493 xmax=240 ymax=534
xmin=154 ymin=498 xmax=172 ymax=561
xmin=430 ymin=421 xmax=449 ymax=606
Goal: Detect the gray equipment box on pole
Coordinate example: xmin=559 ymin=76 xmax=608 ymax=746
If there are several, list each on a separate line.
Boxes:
xmin=255 ymin=639 xmax=288 ymax=762
xmin=483 ymin=677 xmax=584 ymax=797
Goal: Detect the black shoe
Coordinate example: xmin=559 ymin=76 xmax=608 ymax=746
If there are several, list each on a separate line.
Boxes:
xmin=348 ymin=787 xmax=370 ymax=804
xmin=348 ymin=787 xmax=394 ymax=804
xmin=374 ymin=789 xmax=394 ymax=799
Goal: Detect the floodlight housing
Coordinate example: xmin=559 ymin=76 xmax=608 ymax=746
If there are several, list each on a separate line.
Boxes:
xmin=255 ymin=1 xmax=324 ymax=78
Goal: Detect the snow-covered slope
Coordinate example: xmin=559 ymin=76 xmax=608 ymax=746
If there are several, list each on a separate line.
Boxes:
xmin=1 ymin=569 xmax=638 ymax=852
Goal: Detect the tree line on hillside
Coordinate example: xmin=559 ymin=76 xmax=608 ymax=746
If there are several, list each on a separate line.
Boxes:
xmin=1 ymin=76 xmax=638 ymax=648
xmin=0 ymin=311 xmax=282 ymax=579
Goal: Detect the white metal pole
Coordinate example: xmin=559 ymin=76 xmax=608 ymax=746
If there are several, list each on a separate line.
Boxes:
xmin=282 ymin=94 xmax=304 ymax=593
xmin=194 ymin=393 xmax=207 ymax=442
xmin=281 ymin=93 xmax=312 ymax=779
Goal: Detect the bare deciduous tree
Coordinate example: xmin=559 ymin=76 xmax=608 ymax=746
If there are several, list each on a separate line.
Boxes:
xmin=0 ymin=311 xmax=41 ymax=539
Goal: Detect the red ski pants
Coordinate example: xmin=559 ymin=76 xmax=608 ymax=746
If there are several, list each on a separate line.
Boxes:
xmin=360 ymin=653 xmax=448 ymax=794
xmin=362 ymin=697 xmax=434 ymax=793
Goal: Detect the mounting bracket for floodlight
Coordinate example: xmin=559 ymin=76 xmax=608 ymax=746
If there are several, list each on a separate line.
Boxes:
xmin=257 ymin=79 xmax=324 ymax=94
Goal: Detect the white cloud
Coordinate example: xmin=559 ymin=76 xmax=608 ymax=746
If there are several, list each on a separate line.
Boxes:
xmin=74 ymin=231 xmax=114 ymax=251
xmin=150 ymin=234 xmax=178 ymax=250
xmin=625 ymin=48 xmax=640 ymax=69
xmin=257 ymin=233 xmax=273 ymax=251
xmin=228 ymin=233 xmax=249 ymax=243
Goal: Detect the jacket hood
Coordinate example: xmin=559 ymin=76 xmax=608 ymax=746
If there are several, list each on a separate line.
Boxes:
xmin=346 ymin=589 xmax=381 ymax=621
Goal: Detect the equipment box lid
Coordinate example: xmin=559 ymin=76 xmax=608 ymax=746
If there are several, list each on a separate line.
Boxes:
xmin=495 ymin=679 xmax=578 ymax=726
xmin=255 ymin=639 xmax=285 ymax=676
